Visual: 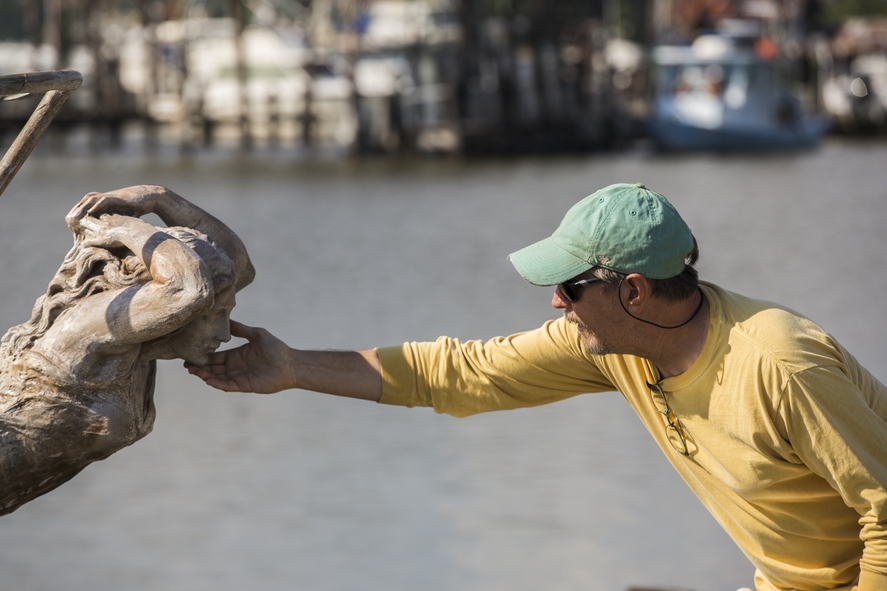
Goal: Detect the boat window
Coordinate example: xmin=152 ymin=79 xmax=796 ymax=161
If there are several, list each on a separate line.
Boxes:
xmin=724 ymin=66 xmax=748 ymax=108
xmin=668 ymin=64 xmax=727 ymax=97
xmin=655 ymin=65 xmax=677 ymax=94
xmin=749 ymin=65 xmax=769 ymax=93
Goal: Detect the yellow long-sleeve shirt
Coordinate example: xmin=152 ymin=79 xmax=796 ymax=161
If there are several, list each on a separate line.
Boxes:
xmin=377 ymin=282 xmax=887 ymax=591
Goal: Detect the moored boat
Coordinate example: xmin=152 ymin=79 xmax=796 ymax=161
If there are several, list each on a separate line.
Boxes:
xmin=648 ymin=26 xmax=829 ymax=151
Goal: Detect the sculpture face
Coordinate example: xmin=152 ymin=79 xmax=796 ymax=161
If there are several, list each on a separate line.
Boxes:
xmin=166 ymin=288 xmax=236 ymax=365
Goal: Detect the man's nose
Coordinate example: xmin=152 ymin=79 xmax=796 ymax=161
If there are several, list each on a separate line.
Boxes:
xmin=552 ymin=288 xmax=569 ymax=310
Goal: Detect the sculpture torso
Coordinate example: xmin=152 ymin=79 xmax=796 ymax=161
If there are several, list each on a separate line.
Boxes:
xmin=0 ymin=346 xmax=157 ymax=514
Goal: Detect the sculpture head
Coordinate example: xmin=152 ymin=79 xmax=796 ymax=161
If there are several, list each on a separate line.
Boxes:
xmin=1 ymin=224 xmax=238 ymax=363
xmin=163 ymin=286 xmax=235 ymax=365
xmin=152 ymin=226 xmax=238 ymax=365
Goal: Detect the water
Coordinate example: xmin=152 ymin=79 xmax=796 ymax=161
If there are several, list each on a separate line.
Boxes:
xmin=0 ymin=139 xmax=885 ymax=591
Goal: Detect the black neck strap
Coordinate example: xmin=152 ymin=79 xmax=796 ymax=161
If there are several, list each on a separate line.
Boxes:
xmin=617 ymin=278 xmax=704 ymax=330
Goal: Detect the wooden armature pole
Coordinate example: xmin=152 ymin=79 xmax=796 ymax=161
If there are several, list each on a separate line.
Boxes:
xmin=0 ymin=69 xmax=83 ymax=198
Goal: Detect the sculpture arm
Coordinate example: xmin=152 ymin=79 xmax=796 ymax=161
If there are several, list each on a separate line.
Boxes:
xmin=73 ymin=214 xmax=215 ymax=344
xmin=71 ymin=185 xmax=256 ymax=292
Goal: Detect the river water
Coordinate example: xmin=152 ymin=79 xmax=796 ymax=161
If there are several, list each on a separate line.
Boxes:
xmin=0 ymin=137 xmax=885 ymax=591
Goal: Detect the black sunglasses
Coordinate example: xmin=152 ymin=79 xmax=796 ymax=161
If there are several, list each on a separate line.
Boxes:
xmin=647 ymin=381 xmax=690 ymax=455
xmin=557 ymin=277 xmax=604 ymax=303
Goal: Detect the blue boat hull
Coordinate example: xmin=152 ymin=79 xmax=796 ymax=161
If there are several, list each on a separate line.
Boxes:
xmin=648 ymin=115 xmax=830 ymax=151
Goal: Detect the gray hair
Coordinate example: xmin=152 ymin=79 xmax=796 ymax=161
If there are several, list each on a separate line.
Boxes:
xmin=590 ymin=235 xmax=700 ymax=302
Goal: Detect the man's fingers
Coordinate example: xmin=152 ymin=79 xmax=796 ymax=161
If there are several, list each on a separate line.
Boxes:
xmin=184 ymin=362 xmax=215 ymax=379
xmin=202 ymin=349 xmax=232 ymax=366
xmin=184 ymin=363 xmax=243 ymax=392
xmin=185 ymin=359 xmax=228 ymax=377
xmin=229 ymin=320 xmax=264 ymax=340
xmin=203 ymin=377 xmax=239 ymax=392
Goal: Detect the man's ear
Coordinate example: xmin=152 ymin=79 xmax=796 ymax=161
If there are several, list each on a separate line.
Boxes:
xmin=621 ymin=273 xmax=653 ymax=310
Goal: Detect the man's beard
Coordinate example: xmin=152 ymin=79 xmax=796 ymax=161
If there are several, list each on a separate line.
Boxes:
xmin=565 ymin=312 xmax=616 ymax=356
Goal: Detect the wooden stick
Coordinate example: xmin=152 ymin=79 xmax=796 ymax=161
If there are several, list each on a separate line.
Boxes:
xmin=0 ymin=69 xmax=83 ymax=97
xmin=0 ymin=70 xmax=83 ymax=198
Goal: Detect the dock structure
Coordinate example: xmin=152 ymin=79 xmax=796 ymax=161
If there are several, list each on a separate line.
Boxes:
xmin=0 ymin=0 xmax=852 ymax=153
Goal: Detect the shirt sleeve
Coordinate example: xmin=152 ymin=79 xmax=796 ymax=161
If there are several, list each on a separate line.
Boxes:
xmin=779 ymin=365 xmax=887 ymax=583
xmin=376 ymin=318 xmax=615 ymax=417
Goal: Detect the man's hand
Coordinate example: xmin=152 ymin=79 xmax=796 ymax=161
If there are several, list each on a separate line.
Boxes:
xmin=185 ymin=321 xmax=295 ymax=394
xmin=185 ymin=321 xmax=383 ymax=401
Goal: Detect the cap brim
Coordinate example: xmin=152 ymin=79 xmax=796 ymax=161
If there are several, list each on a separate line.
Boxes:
xmin=508 ymin=237 xmax=595 ymax=286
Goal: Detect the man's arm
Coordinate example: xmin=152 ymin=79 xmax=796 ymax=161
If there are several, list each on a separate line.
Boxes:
xmin=190 ymin=317 xmax=612 ymax=416
xmin=782 ymin=365 xmax=887 ymax=588
xmin=859 ymin=569 xmax=887 ymax=591
xmin=185 ymin=321 xmax=382 ymax=401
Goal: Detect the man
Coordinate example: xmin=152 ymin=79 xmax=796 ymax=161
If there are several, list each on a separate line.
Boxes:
xmin=187 ymin=183 xmax=887 ymax=591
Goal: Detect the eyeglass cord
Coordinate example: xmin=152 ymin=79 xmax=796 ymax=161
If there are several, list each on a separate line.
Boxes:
xmin=617 ymin=278 xmax=705 ymax=330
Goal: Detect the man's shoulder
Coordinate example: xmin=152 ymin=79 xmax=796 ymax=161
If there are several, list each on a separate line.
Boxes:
xmin=703 ymin=282 xmax=841 ymax=374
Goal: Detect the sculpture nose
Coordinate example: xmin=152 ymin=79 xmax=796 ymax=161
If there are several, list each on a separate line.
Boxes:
xmin=215 ymin=316 xmax=232 ymax=343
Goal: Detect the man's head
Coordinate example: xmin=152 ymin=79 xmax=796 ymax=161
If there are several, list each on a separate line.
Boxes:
xmin=508 ymin=183 xmax=696 ymax=286
xmin=509 ymin=184 xmax=702 ymax=356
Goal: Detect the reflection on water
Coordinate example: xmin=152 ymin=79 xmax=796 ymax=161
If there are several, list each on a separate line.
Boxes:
xmin=0 ymin=139 xmax=885 ymax=591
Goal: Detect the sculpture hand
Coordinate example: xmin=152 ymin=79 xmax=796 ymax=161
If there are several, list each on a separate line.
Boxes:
xmin=78 ymin=213 xmax=145 ymax=250
xmin=84 ymin=185 xmax=171 ymax=219
xmin=185 ymin=321 xmax=295 ymax=394
xmin=74 ymin=185 xmax=256 ymax=293
xmin=79 ymin=214 xmax=163 ymax=252
xmin=66 ymin=191 xmax=106 ymax=233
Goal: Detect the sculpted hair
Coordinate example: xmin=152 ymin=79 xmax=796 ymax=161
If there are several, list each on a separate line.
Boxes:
xmin=592 ymin=235 xmax=700 ymax=302
xmin=162 ymin=226 xmax=235 ymax=294
xmin=1 ymin=225 xmax=235 ymax=359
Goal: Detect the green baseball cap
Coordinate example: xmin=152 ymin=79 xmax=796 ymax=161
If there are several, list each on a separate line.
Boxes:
xmin=508 ymin=183 xmax=694 ymax=285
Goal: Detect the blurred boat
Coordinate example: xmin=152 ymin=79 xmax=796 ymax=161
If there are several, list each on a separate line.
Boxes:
xmin=648 ymin=29 xmax=829 ymax=151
